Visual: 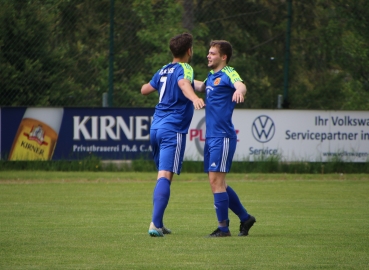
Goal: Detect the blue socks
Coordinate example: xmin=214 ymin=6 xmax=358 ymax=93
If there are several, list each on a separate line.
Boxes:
xmin=226 ymin=185 xmax=249 ymax=222
xmin=152 ymin=177 xmax=171 ymax=228
xmin=152 ymin=181 xmax=248 ymax=231
xmin=214 ymin=192 xmax=229 ymax=232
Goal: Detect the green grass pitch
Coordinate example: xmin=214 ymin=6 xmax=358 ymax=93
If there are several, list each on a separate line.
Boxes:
xmin=1 ymin=172 xmax=368 ymax=269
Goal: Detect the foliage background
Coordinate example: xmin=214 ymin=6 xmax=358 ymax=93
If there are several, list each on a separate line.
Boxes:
xmin=1 ymin=0 xmax=368 ymax=110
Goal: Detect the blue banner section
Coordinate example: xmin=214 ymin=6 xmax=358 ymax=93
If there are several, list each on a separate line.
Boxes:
xmin=0 ymin=107 xmax=155 ymax=160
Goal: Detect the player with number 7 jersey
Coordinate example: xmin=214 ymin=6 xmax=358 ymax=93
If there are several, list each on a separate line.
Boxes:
xmin=141 ymin=33 xmax=205 ymax=237
xmin=149 ymin=62 xmax=196 ymax=133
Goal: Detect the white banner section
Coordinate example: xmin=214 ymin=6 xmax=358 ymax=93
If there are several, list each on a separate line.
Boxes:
xmin=185 ymin=110 xmax=369 ymax=162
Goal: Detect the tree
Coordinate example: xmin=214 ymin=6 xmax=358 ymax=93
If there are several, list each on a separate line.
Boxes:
xmin=0 ymin=0 xmax=367 ymax=110
xmin=0 ymin=0 xmax=67 ymax=106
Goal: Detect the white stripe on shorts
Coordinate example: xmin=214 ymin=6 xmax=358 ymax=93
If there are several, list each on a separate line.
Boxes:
xmin=220 ymin=138 xmax=229 ymax=172
xmin=173 ymin=133 xmax=182 ymax=174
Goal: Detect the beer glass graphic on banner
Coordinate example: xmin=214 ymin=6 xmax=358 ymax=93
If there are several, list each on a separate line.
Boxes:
xmin=8 ymin=108 xmax=64 ymax=160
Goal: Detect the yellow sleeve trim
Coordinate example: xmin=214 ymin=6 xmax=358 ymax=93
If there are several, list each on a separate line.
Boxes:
xmin=179 ymin=63 xmax=194 ymax=83
xmin=222 ymin=66 xmax=243 ymax=84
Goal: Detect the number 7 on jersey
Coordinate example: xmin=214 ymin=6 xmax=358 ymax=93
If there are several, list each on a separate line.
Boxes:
xmin=159 ymin=76 xmax=167 ymax=102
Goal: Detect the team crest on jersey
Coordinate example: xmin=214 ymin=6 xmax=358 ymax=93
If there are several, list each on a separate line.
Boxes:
xmin=214 ymin=78 xmax=221 ymax=86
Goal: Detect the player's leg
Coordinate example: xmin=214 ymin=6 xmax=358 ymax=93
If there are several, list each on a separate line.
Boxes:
xmin=222 ymin=137 xmax=256 ymax=236
xmin=226 ymin=184 xmax=256 ymax=236
xmin=226 ymin=185 xmax=250 ymax=221
xmin=208 ymin=171 xmax=230 ymax=237
xmin=148 ymin=129 xmax=164 ymax=236
xmin=149 ymin=172 xmax=172 ymax=237
xmin=149 ymin=129 xmax=186 ymax=237
xmin=154 ymin=170 xmax=174 ymax=235
xmin=205 ymin=137 xmax=233 ymax=237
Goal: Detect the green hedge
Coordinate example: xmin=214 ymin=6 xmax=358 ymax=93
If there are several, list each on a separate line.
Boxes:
xmin=1 ymin=156 xmax=368 ymax=174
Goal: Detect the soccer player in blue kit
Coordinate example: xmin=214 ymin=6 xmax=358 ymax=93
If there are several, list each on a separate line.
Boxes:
xmin=141 ymin=33 xmax=205 ymax=237
xmin=195 ymin=40 xmax=256 ymax=237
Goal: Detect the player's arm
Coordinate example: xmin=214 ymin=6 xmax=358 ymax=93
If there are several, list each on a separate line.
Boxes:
xmin=178 ymin=79 xmax=205 ymax=110
xmin=194 ymin=80 xmax=206 ymax=93
xmin=141 ymin=83 xmax=156 ymax=95
xmin=232 ymin=81 xmax=247 ymax=103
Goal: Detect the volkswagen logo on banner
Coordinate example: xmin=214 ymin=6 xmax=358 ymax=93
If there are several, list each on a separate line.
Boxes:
xmin=252 ymin=115 xmax=275 ymax=143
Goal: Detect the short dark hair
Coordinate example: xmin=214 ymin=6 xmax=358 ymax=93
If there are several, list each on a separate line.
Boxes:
xmin=210 ymin=40 xmax=233 ymax=64
xmin=169 ymin=33 xmax=193 ymax=58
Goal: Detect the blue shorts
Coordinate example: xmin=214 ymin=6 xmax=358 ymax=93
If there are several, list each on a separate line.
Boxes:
xmin=150 ymin=129 xmax=186 ymax=175
xmin=204 ymin=137 xmax=237 ymax=173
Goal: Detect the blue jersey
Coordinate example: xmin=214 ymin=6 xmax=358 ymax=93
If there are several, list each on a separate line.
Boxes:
xmin=205 ymin=66 xmax=243 ymax=138
xmin=149 ymin=62 xmax=195 ymax=133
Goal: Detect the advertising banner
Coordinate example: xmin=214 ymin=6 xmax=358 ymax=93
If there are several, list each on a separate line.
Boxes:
xmin=1 ymin=107 xmax=154 ymax=160
xmin=186 ymin=110 xmax=369 ymax=162
xmin=1 ymin=107 xmax=368 ymax=162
